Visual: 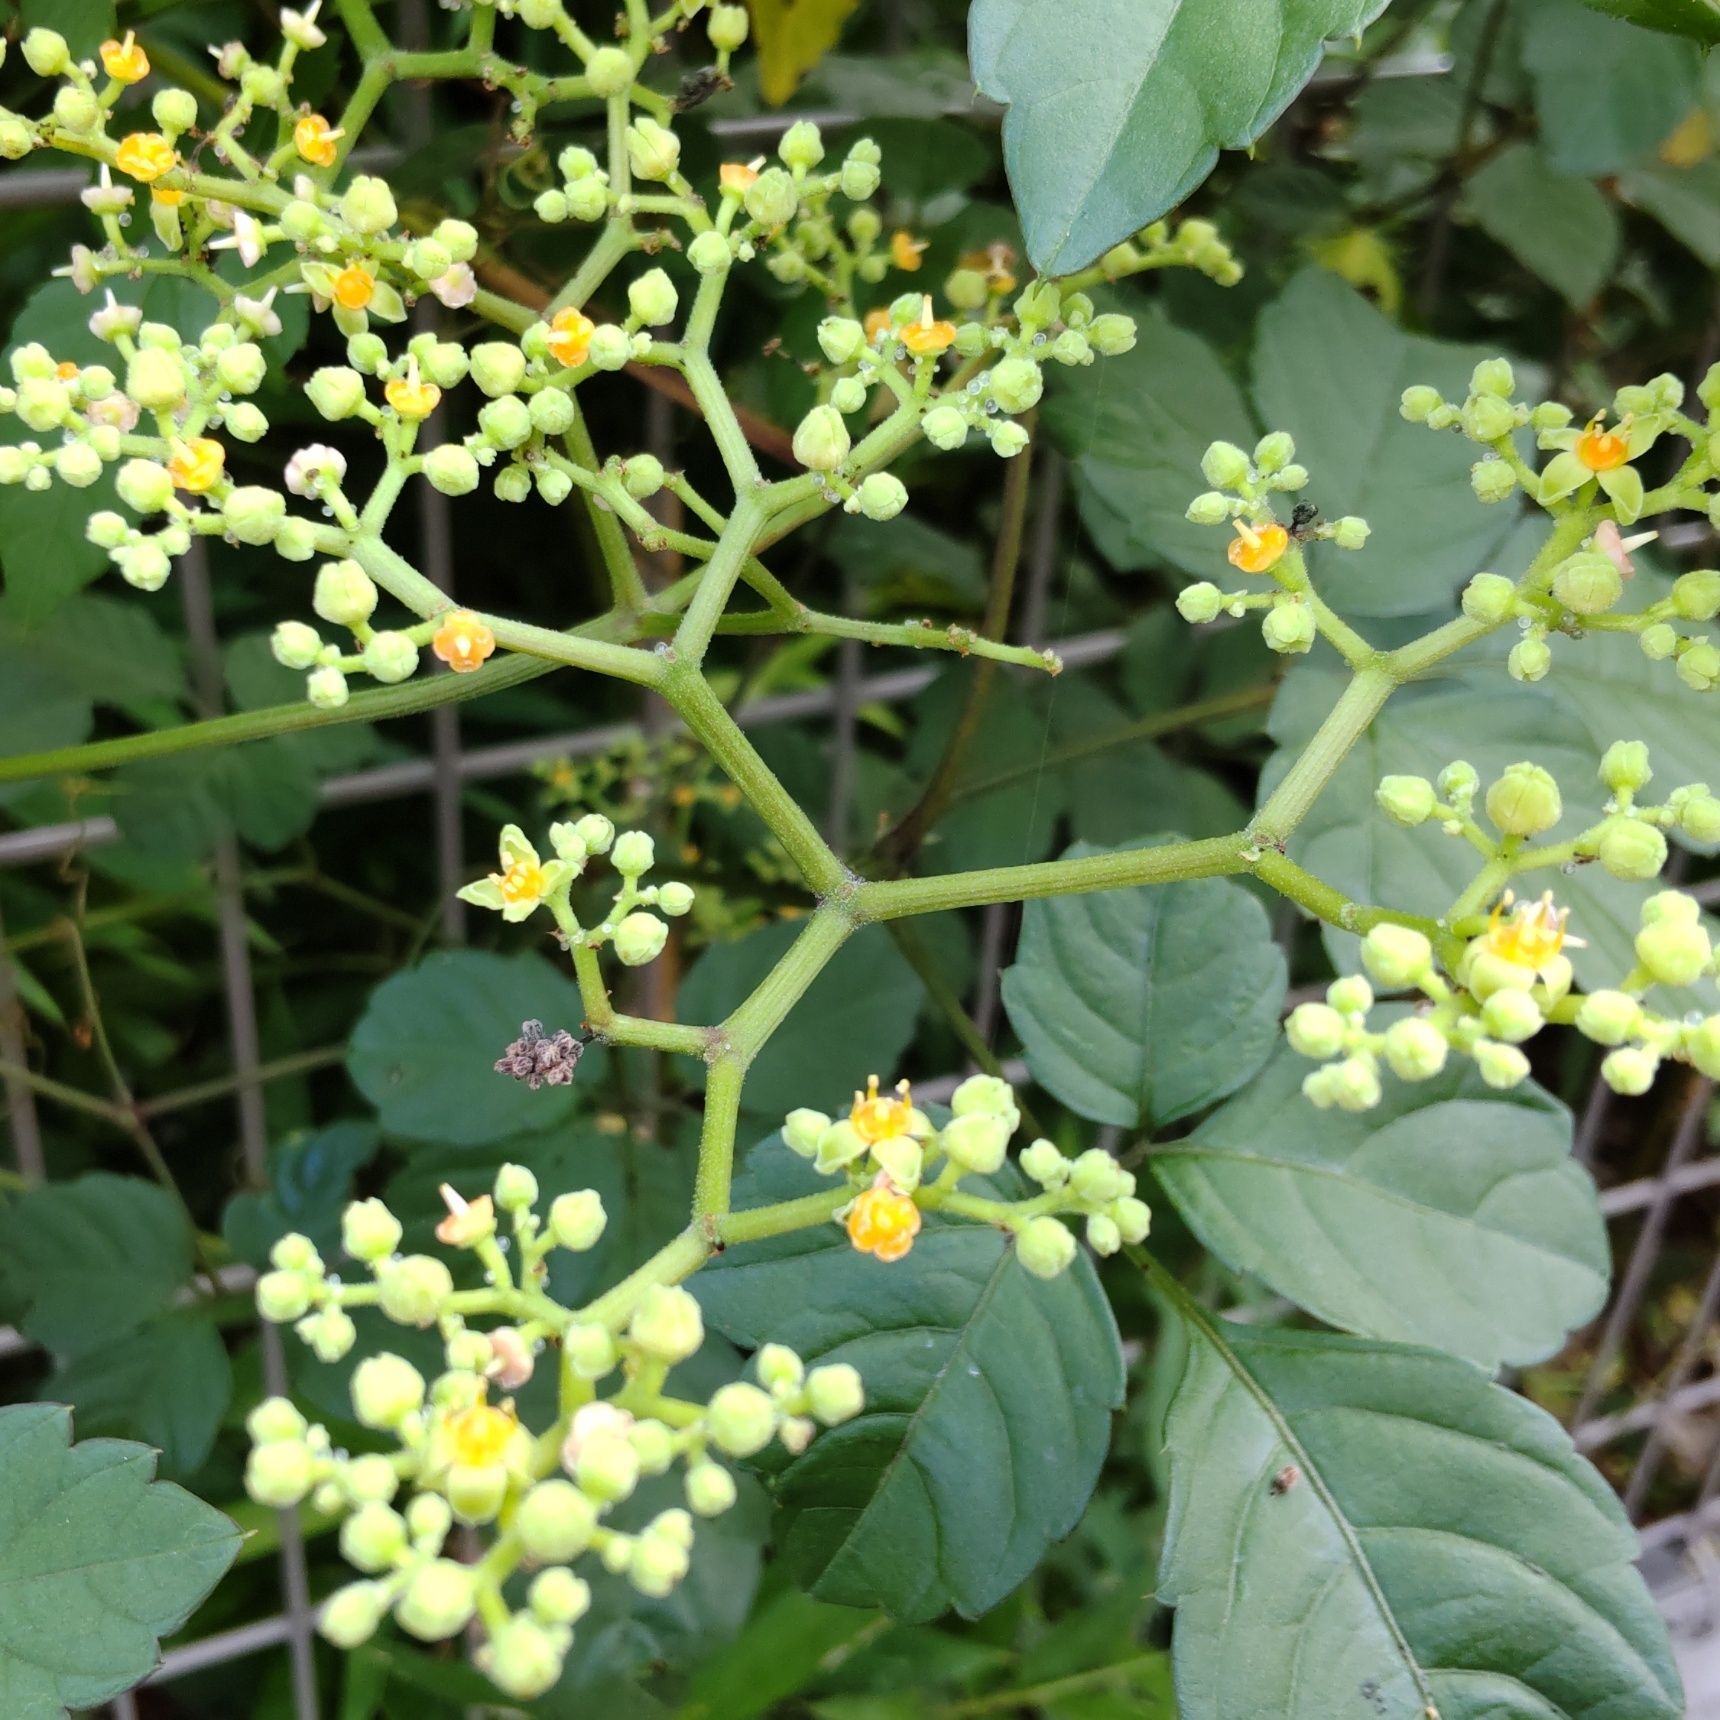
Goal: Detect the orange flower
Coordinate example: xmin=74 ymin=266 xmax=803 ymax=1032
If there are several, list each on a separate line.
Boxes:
xmin=890 ymin=229 xmax=927 ymax=272
xmin=435 ymin=1184 xmax=496 ymax=1247
xmin=846 ymin=1179 xmax=921 ymax=1263
xmin=167 ymin=437 xmax=225 ymax=493
xmin=432 ymin=610 xmax=496 ymax=674
xmin=100 ymin=32 xmax=150 ymax=85
xmin=444 ymin=1398 xmax=518 ymax=1469
xmin=1482 ymin=891 xmax=1578 ymax=971
xmin=901 ymin=299 xmax=956 ymax=357
xmin=1576 ymin=414 xmax=1630 ymax=473
xmin=719 ymin=161 xmax=759 ymax=195
xmin=850 ymin=1075 xmax=916 ymax=1146
xmin=54 ymin=361 xmax=79 ymax=382
xmin=1227 ymin=520 xmax=1289 ymax=574
xmin=293 ymin=113 xmax=342 ymax=168
xmin=330 ymin=263 xmax=375 ymax=311
xmin=863 ymin=307 xmax=892 ymax=343
xmin=385 ymin=364 xmax=441 ymax=421
xmin=547 ymin=306 xmax=595 ymax=368
xmin=115 ymin=132 xmax=176 ymax=184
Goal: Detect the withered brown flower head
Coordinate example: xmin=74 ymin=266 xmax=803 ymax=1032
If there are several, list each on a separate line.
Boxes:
xmin=495 ymin=1019 xmax=586 ymax=1089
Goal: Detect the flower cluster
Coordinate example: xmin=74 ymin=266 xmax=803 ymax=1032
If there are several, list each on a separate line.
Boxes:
xmin=781 ymin=1073 xmax=1150 ymax=1278
xmin=1176 ymin=434 xmax=1369 ymax=655
xmin=249 ymin=1162 xmax=863 ymax=1699
xmin=1287 ymin=751 xmax=1719 ymax=1109
xmin=457 ymin=818 xmax=691 ymax=966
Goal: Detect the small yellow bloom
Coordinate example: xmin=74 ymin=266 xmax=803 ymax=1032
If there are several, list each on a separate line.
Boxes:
xmin=547 ymin=306 xmax=596 ymax=369
xmin=890 ymin=229 xmax=927 ymax=272
xmin=167 ymin=437 xmax=225 ymax=493
xmin=1227 ymin=520 xmax=1289 ymax=574
xmin=54 ymin=361 xmax=80 ymax=382
xmin=719 ymin=161 xmax=759 ymax=195
xmin=850 ymin=1075 xmax=915 ymax=1147
xmin=330 ymin=263 xmax=376 ymax=311
xmin=151 ymin=185 xmax=185 ymax=207
xmin=433 ymin=609 xmax=495 ymax=673
xmin=1576 ymin=414 xmax=1631 ymax=473
xmin=444 ymin=1397 xmax=519 ymax=1469
xmin=385 ymin=363 xmax=441 ymax=421
xmin=847 ymin=1177 xmax=921 ymax=1263
xmin=293 ymin=113 xmax=343 ymax=168
xmin=115 ymin=132 xmax=177 ymax=184
xmin=901 ymin=297 xmax=956 ymax=357
xmin=100 ymin=33 xmax=151 ymax=85
xmin=863 ymin=307 xmax=892 ymax=343
xmin=1482 ymin=891 xmax=1579 ymax=971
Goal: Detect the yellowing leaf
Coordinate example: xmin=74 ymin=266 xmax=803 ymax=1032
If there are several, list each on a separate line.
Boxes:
xmin=748 ymin=0 xmax=859 ymax=107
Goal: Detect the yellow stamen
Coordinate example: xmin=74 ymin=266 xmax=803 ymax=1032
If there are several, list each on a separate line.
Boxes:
xmin=167 ymin=437 xmax=225 ymax=493
xmin=293 ymin=113 xmax=343 ymax=168
xmin=850 ymin=1075 xmax=916 ymax=1146
xmin=1576 ymin=415 xmax=1631 ymax=473
xmin=330 ymin=263 xmax=375 ymax=311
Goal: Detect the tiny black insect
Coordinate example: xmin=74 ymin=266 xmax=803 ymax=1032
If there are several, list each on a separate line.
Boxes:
xmin=673 ymin=65 xmax=733 ymax=112
xmin=1289 ymin=501 xmax=1321 ymax=540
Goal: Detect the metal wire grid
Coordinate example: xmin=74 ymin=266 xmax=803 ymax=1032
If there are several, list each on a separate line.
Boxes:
xmin=0 ymin=70 xmax=1709 ymax=1720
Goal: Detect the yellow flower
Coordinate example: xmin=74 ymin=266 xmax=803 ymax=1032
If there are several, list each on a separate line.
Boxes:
xmin=846 ymin=1177 xmax=921 ymax=1263
xmin=850 ymin=1075 xmax=916 ymax=1146
xmin=444 ymin=1398 xmax=519 ymax=1469
xmin=1227 ymin=520 xmax=1288 ymax=574
xmin=547 ymin=306 xmax=596 ymax=369
xmin=432 ymin=609 xmax=495 ymax=673
xmin=330 ymin=263 xmax=376 ymax=311
xmin=293 ymin=113 xmax=343 ymax=168
xmin=100 ymin=33 xmax=150 ymax=85
xmin=901 ymin=297 xmax=956 ymax=357
xmin=890 ymin=229 xmax=927 ymax=272
xmin=1575 ymin=414 xmax=1631 ymax=473
xmin=456 ymin=824 xmax=568 ymax=922
xmin=115 ymin=132 xmax=177 ymax=184
xmin=384 ymin=363 xmax=441 ymax=421
xmin=167 ymin=437 xmax=225 ymax=493
xmin=1482 ymin=890 xmax=1579 ymax=972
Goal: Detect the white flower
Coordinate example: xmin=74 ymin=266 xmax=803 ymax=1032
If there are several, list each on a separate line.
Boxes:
xmin=88 ymin=393 xmax=141 ymax=432
xmin=281 ymin=1 xmax=327 ymax=49
xmin=285 ymin=443 xmax=347 ymax=496
xmin=88 ymin=291 xmax=142 ymax=342
xmin=53 ymin=245 xmax=100 ymax=293
xmin=210 ymin=209 xmax=265 ymax=269
xmin=80 ymin=166 xmax=133 ymax=217
xmin=431 ymin=263 xmax=477 ymax=309
xmin=209 ymin=40 xmax=249 ymax=79
xmin=233 ymin=288 xmax=283 ymax=338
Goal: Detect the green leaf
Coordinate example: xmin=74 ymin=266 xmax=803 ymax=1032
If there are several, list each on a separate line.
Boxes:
xmin=1156 ymin=1314 xmax=1682 ymax=1719
xmin=1575 ymin=0 xmax=1720 ymax=38
xmin=0 ymin=594 xmax=183 ymax=717
xmin=19 ymin=0 xmax=115 ymax=55
xmin=697 ymin=1148 xmax=1126 ymax=1623
xmin=348 ymin=951 xmax=597 ymax=1147
xmin=679 ymin=922 xmax=920 ymax=1121
xmin=1153 ymin=1044 xmax=1609 ymax=1369
xmin=0 ymin=641 xmax=91 ymax=802
xmin=969 ymin=0 xmax=1390 ymax=273
xmin=1043 ymin=314 xmax=1254 ymax=581
xmin=0 ymin=1402 xmax=240 ymax=1718
xmin=1620 ymin=158 xmax=1720 ymax=266
xmin=1521 ymin=0 xmax=1702 ymax=175
xmin=1001 ymin=841 xmax=1285 ymax=1130
xmin=223 ymin=1121 xmax=382 ymax=1269
xmin=0 ymin=480 xmax=115 ymax=623
xmin=111 ymin=742 xmax=320 ymax=859
xmin=680 ymin=1589 xmax=884 ymax=1720
xmin=1251 ymin=269 xmax=1522 ymax=618
xmin=1464 ymin=143 xmax=1621 ymax=306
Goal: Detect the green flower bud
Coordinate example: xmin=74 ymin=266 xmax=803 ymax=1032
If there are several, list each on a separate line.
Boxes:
xmin=535 ymin=189 xmax=570 ymax=224
xmin=1251 ymin=431 xmax=1293 ymax=475
xmin=1200 ymin=440 xmax=1250 ymax=489
xmin=479 ymin=1617 xmax=563 ymax=1701
xmin=1461 ymin=573 xmax=1515 ymax=625
xmin=1286 ymin=1001 xmax=1347 ymax=1059
xmin=989 ymin=356 xmax=1044 ymax=415
xmin=362 ymin=631 xmax=418 ymax=685
xmin=47 ymin=443 xmax=97 ymax=490
xmin=312 ymin=558 xmax=378 ymax=628
xmin=1471 ymin=458 xmax=1517 ymax=504
xmin=630 ymin=1528 xmax=691 ymax=1598
xmin=530 ymin=1567 xmax=591 ymax=1627
xmin=752 ymin=1343 xmax=801 ymax=1396
xmin=447 ymin=1461 xmax=510 ymax=1525
xmin=1552 ymin=552 xmax=1623 ymax=616
xmin=305 ymin=366 xmax=365 ymax=422
xmin=247 ymin=1397 xmax=306 ymax=1444
xmin=22 ymin=28 xmax=71 ymax=75
xmin=478 ymin=395 xmax=533 ymax=450
xmin=1679 ymin=793 xmax=1720 ymax=844
xmin=396 ymin=1559 xmax=476 ymax=1641
xmin=256 ymin=1269 xmax=313 ymax=1322
xmin=562 ymin=1320 xmax=616 ymax=1381
xmin=586 ymin=44 xmax=634 ymax=96
xmin=548 ymin=1189 xmax=606 ymax=1251
xmin=687 ymin=230 xmax=732 ymax=275
xmin=1016 ymin=1216 xmax=1077 ymax=1280
xmin=1677 ymin=641 xmax=1720 ymax=692
xmin=922 ymin=404 xmax=968 ymax=451
xmin=320 ymin=1582 xmax=390 ymax=1649
xmin=300 ymin=1306 xmax=356 ymax=1363
xmin=856 ymin=472 xmax=908 ymax=521
xmin=1329 ymin=515 xmax=1370 ymax=549
xmin=629 ymin=1284 xmax=704 ymax=1363
xmin=1470 ymin=358 xmax=1515 ymax=398
xmin=839 ymin=156 xmax=880 ymax=200
xmin=1576 ymin=989 xmax=1640 ymax=1045
xmin=306 ymin=666 xmax=349 ymax=710
xmin=87 ymin=512 xmax=130 ymax=551
xmin=1486 ymin=762 xmax=1562 ymax=836
xmin=1262 ymin=601 xmax=1316 ymax=655
xmin=376 ymin=1254 xmax=453 ymax=1326
xmin=406 ymin=1493 xmax=453 ymax=1545
xmin=114 ymin=541 xmax=170 ymax=592
xmin=1399 ymin=384 xmax=1442 ymax=423
xmin=566 ymin=176 xmax=610 ymax=222
xmin=338 ymin=1197 xmax=400 ymax=1263
xmin=708 ymin=1381 xmax=777 ymax=1456
xmin=212 ymin=341 xmax=265 ymax=397
xmin=627 ymin=117 xmax=681 ymax=182
xmin=628 ymin=267 xmax=678 ymax=327
xmin=1595 ymin=817 xmax=1667 ymax=882
xmin=214 ymin=486 xmax=281 ymax=546
xmin=992 ymin=420 xmax=1033 ymax=459
xmin=709 ymin=2 xmax=750 ymax=48
xmin=1360 ymin=924 xmax=1434 ymax=988
xmin=941 ymin=1110 xmax=1010 ymax=1174
xmin=1460 ymin=394 xmax=1515 ymax=442
xmin=1019 ymin=1139 xmax=1069 ymax=1187
xmin=1329 ymin=975 xmax=1374 ymax=1016
xmin=613 ymin=910 xmax=667 ymax=967
xmin=1382 ymin=1016 xmax=1448 ymax=1081
xmin=1172 ymin=582 xmax=1223 ymax=625
xmin=781 ymin=1107 xmax=830 ymax=1158
xmin=272 ymin=621 xmax=322 ymax=670
xmin=1481 ymin=987 xmax=1543 ymax=1044
xmin=276 ymin=518 xmax=319 ymax=564
xmin=1601 ymin=1046 xmax=1658 ymax=1096
xmin=1184 ymin=493 xmax=1230 ymax=529
xmin=1508 ymin=636 xmax=1553 ymax=682
xmin=126 ymin=348 xmax=186 ymax=411
xmin=0 ymin=118 xmax=34 ymax=162
xmin=574 ymin=1429 xmax=640 ymax=1502
xmin=1643 ymin=890 xmax=1699 ymax=927
xmin=339 ymin=176 xmax=398 ymax=235
xmin=1684 ymin=1016 xmax=1720 ymax=1079
xmin=350 ymin=1353 xmax=426 ymax=1430
xmin=422 ymin=443 xmax=480 ymax=497
xmin=1598 ymin=740 xmax=1652 ymax=795
xmin=1086 ymin=1212 xmax=1123 ymax=1255
xmin=245 ymin=1439 xmax=313 ymax=1507
xmin=1087 ymin=313 xmax=1137 ymax=356
xmin=779 ymin=120 xmax=825 ymax=170
xmin=469 ymin=342 xmax=526 ymax=399
xmin=793 ymin=403 xmax=851 ymax=472
xmin=1328 ymin=1056 xmax=1384 ymax=1110
xmin=945 ymin=268 xmax=989 ymax=311
xmin=1672 ymin=569 xmax=1720 ymax=621
xmin=686 ymin=1460 xmax=738 ymax=1517
xmin=1374 ymin=774 xmax=1438 ymax=829
xmin=341 ymin=1501 xmax=407 ymax=1572
xmin=52 ymin=86 xmax=99 ymax=133
xmin=1635 ymin=915 xmax=1713 ymax=987
xmin=744 ymin=166 xmax=799 ymax=229
xmin=482 ymin=1166 xmax=535 ymax=1218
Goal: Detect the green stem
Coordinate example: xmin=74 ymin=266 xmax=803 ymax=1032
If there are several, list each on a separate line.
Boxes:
xmin=1251 ymin=667 xmax=1395 ymax=845
xmin=693 ymin=1056 xmax=745 ymax=1220
xmin=722 ymin=907 xmax=853 ymax=1059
